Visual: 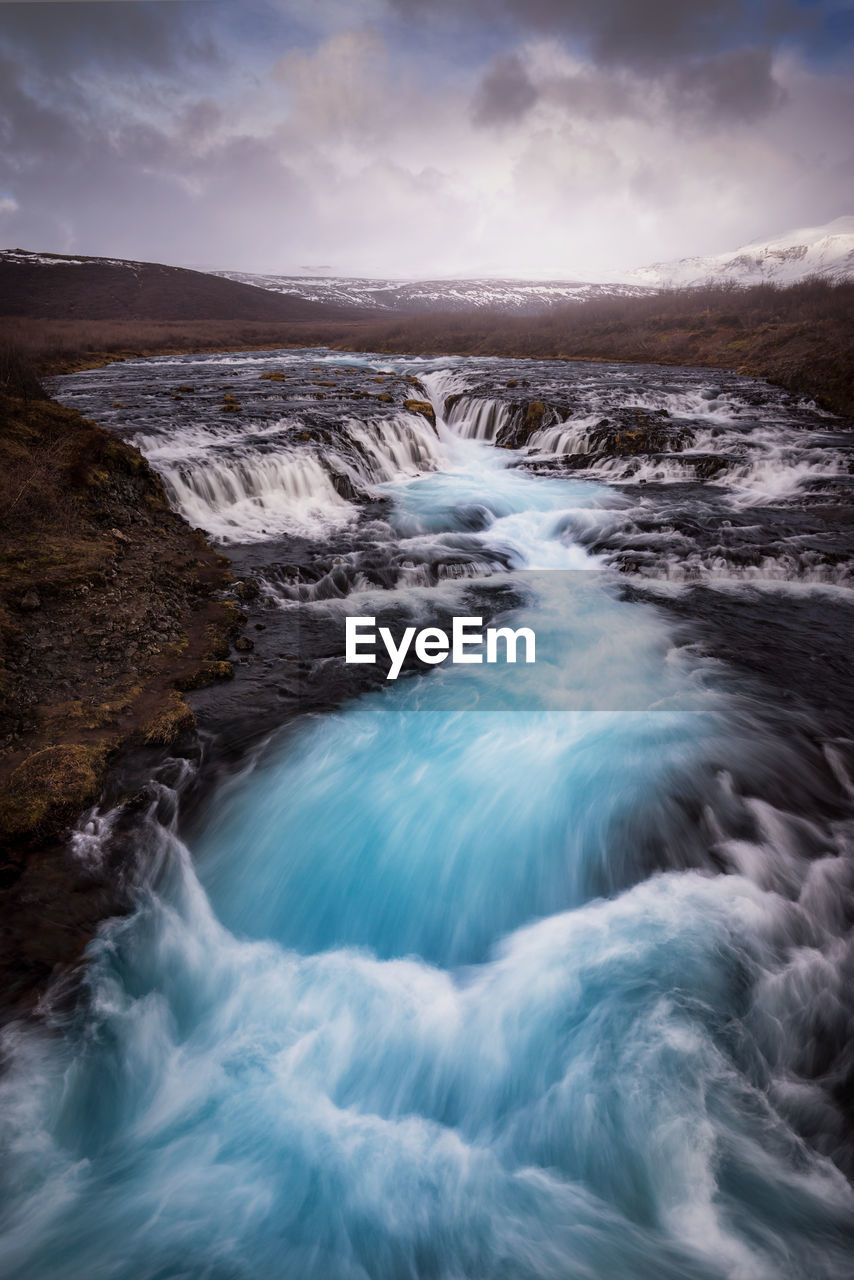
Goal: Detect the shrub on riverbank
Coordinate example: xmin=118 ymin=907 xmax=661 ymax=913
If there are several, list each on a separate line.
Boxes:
xmin=1 ymin=277 xmax=852 ymax=416
xmin=351 ymin=278 xmax=854 ymax=417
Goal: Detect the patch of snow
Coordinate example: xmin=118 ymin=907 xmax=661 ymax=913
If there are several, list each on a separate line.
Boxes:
xmin=627 ymin=217 xmax=854 ymax=288
xmin=210 ymin=271 xmax=654 ymax=312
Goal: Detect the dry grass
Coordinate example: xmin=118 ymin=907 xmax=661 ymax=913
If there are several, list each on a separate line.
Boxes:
xmin=2 ymin=276 xmax=852 ymax=415
xmin=348 ymin=278 xmax=854 ymax=416
xmin=0 ymin=317 xmax=356 ymax=374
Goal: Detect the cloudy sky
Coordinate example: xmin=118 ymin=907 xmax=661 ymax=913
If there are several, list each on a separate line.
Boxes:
xmin=0 ymin=0 xmax=852 ymax=278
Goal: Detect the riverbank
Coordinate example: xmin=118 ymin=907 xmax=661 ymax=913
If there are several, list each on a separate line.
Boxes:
xmin=0 ymin=352 xmax=243 ymax=1011
xmin=3 ymin=277 xmax=852 ymax=418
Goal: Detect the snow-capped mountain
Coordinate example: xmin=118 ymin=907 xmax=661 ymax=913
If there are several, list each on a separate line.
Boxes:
xmin=5 ymin=216 xmax=851 ymax=324
xmin=627 ymin=217 xmax=854 ymax=288
xmin=211 ymin=272 xmax=653 ymax=313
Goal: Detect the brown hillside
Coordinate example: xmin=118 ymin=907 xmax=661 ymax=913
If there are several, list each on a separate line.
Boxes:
xmin=0 ymin=250 xmax=359 ymax=322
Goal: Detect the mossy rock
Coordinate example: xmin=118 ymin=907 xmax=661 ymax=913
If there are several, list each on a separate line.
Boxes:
xmin=495 ymin=399 xmax=569 ymax=449
xmin=142 ymin=692 xmax=195 ymax=746
xmin=0 ymin=744 xmax=106 ymax=841
xmin=176 ymin=660 xmax=234 ymax=691
xmin=205 ymin=625 xmax=231 ymax=660
xmin=403 ymin=399 xmax=437 ymax=431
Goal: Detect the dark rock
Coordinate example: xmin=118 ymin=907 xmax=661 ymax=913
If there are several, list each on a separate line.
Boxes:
xmin=330 ymin=472 xmax=360 ymax=502
xmin=19 ymin=589 xmax=41 ymax=612
xmin=495 ymin=400 xmax=569 ymax=450
xmin=233 ymin=636 xmax=254 ymax=653
xmin=691 ymin=454 xmax=729 ymax=480
xmin=584 ymin=408 xmax=694 ymax=458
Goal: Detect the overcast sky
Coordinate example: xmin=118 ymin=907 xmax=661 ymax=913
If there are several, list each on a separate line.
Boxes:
xmin=0 ymin=0 xmax=852 ymax=278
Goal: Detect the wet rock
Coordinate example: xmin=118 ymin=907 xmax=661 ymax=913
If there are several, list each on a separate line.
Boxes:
xmin=496 ymin=400 xmax=569 ymax=450
xmin=330 ymin=472 xmax=360 ymax=502
xmin=233 ymin=636 xmax=254 ymax=653
xmin=585 ymin=408 xmax=694 ymax=458
xmin=403 ymin=399 xmax=437 ymax=432
xmin=691 ymin=454 xmax=729 ymax=480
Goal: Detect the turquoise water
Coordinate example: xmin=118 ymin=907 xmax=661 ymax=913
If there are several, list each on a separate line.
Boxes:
xmin=2 ymin=396 xmax=853 ymax=1279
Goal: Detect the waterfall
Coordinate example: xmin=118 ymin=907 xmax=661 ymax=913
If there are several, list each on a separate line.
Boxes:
xmin=159 ymin=452 xmax=354 ymax=541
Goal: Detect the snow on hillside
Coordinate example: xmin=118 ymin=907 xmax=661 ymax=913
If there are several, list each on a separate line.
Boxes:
xmin=211 ymin=272 xmax=653 ymax=313
xmin=0 ymin=248 xmax=139 ymax=270
xmin=628 ymin=217 xmax=854 ymax=288
xmin=5 ymin=217 xmax=851 ymax=317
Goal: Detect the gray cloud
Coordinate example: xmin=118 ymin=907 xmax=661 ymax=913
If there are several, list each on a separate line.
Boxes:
xmin=389 ymin=0 xmax=803 ymax=67
xmin=471 ymin=43 xmax=786 ymax=134
xmin=669 ymin=48 xmax=786 ymax=121
xmin=0 ymin=1 xmax=849 ymax=277
xmin=0 ymin=0 xmax=221 ymax=75
xmin=471 ymin=53 xmax=537 ymax=126
xmin=541 ymin=68 xmax=641 ymax=122
xmin=511 ymin=0 xmax=747 ymax=63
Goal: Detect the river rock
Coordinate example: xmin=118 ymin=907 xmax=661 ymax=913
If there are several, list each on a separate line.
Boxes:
xmin=584 ymin=408 xmax=694 ymax=457
xmin=330 ymin=472 xmax=360 ymax=502
xmin=495 ymin=400 xmax=569 ymax=450
xmin=403 ymin=399 xmax=437 ymax=432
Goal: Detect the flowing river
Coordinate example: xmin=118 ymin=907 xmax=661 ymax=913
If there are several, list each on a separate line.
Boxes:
xmin=2 ymin=350 xmax=854 ymax=1278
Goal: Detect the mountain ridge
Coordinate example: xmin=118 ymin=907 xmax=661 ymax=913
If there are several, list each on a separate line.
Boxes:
xmin=0 ymin=249 xmax=361 ymax=322
xmin=628 ymin=217 xmax=854 ymax=288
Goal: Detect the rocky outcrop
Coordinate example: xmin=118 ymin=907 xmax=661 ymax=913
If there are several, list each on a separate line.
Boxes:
xmin=581 ymin=408 xmax=694 ymax=457
xmin=0 ymin=378 xmax=242 ymax=1012
xmin=495 ymin=399 xmax=569 ymax=449
xmin=403 ymin=398 xmax=438 ymax=431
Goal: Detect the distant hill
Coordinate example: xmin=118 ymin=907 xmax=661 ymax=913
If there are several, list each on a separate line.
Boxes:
xmin=212 ymin=271 xmax=654 ymax=313
xmin=0 ymin=249 xmax=361 ymax=321
xmin=628 ymin=217 xmax=854 ymax=289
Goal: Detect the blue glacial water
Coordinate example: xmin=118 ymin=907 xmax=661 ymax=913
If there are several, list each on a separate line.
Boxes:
xmin=2 ymin=355 xmax=854 ymax=1280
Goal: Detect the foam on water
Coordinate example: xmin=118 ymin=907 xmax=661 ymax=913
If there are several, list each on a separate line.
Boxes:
xmin=130 ymin=408 xmax=444 ymax=543
xmin=526 ymin=401 xmax=850 ymax=508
